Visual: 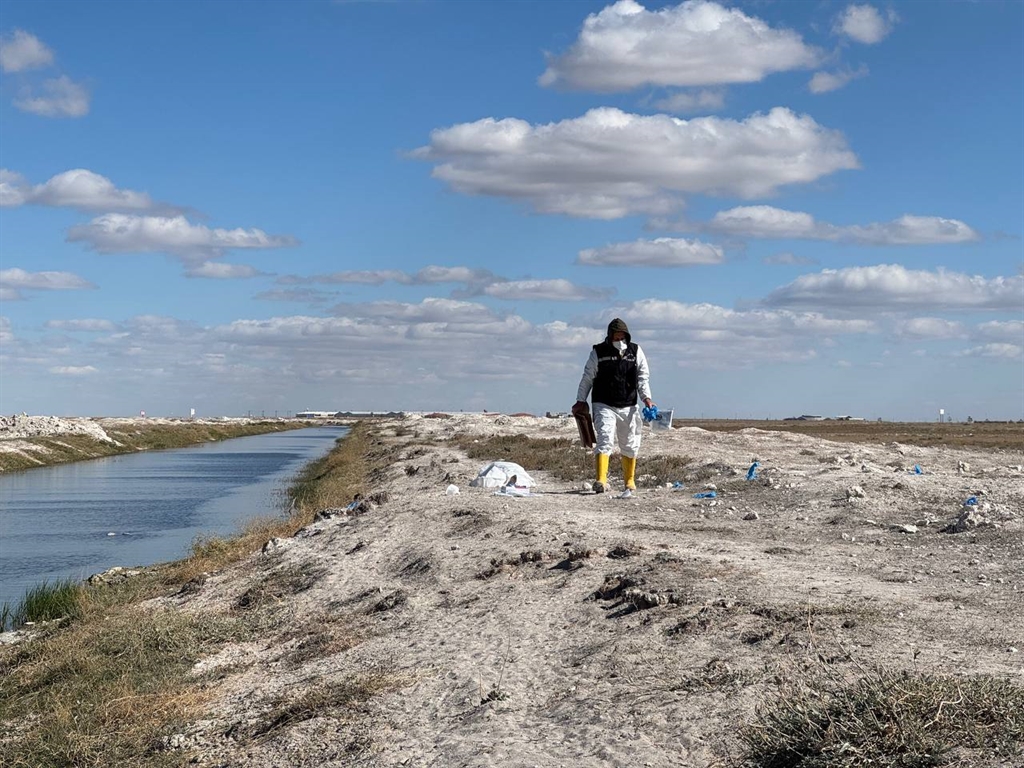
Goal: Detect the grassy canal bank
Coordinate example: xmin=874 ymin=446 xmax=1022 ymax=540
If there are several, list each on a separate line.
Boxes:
xmin=0 ymin=422 xmax=378 ymax=766
xmin=0 ymin=418 xmax=318 ymax=473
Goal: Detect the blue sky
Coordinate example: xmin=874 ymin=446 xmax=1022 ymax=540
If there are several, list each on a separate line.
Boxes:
xmin=1 ymin=0 xmax=1021 ymax=420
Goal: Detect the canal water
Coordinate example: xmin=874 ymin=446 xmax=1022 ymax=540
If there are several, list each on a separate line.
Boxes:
xmin=0 ymin=426 xmax=346 ymax=611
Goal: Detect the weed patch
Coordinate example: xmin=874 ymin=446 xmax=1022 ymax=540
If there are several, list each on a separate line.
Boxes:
xmin=741 ymin=667 xmax=1024 ymax=767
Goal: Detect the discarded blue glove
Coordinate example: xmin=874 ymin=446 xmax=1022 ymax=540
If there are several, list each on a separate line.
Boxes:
xmin=746 ymin=461 xmax=760 ymax=480
xmin=964 ymin=496 xmax=978 ymax=506
xmin=912 ymin=464 xmax=924 ymax=475
xmin=642 ymin=405 xmax=659 ymax=423
xmin=693 ymin=491 xmax=717 ymax=499
xmin=672 ymin=480 xmax=685 ymax=489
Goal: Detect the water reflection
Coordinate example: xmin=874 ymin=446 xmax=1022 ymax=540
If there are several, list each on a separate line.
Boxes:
xmin=0 ymin=426 xmax=345 ymax=608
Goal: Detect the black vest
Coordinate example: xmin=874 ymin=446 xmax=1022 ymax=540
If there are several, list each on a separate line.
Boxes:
xmin=591 ymin=341 xmax=639 ymax=408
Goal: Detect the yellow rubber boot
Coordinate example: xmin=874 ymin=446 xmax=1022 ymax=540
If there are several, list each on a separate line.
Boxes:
xmin=622 ymin=456 xmax=637 ymax=490
xmin=594 ymin=453 xmax=609 ymax=493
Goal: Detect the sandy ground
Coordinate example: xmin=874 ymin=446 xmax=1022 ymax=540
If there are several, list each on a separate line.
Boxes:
xmin=140 ymin=415 xmax=1021 ymax=765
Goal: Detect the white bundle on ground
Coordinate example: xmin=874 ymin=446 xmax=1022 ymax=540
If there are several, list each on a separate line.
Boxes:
xmin=469 ymin=461 xmax=535 ymax=488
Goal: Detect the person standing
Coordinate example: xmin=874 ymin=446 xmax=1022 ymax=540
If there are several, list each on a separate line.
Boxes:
xmin=573 ymin=318 xmax=655 ymax=497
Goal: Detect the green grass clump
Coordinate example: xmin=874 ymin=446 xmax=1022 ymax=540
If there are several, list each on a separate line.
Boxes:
xmin=742 ymin=666 xmax=1024 ymax=767
xmin=3 ymin=579 xmax=86 ymax=630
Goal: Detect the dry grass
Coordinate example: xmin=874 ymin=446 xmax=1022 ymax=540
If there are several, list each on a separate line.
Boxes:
xmin=741 ymin=666 xmax=1024 ymax=767
xmin=451 ymin=432 xmax=694 ymax=486
xmin=0 ymin=598 xmax=246 ymax=767
xmin=677 ymin=419 xmax=1023 ymax=451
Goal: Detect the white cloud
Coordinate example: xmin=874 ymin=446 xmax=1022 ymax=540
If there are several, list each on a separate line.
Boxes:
xmin=185 ymin=262 xmax=263 ymax=279
xmin=608 ymin=297 xmax=876 ymax=337
xmin=0 ymin=267 xmax=96 ymax=300
xmin=956 ymin=343 xmax=1023 ymax=360
xmin=652 ymin=88 xmax=725 ymax=114
xmin=540 ymin=0 xmax=820 ymax=91
xmin=974 ymin=320 xmax=1024 ymax=343
xmin=0 ymin=168 xmax=182 ymax=213
xmin=255 ymin=288 xmax=337 ymax=304
xmin=49 ymin=365 xmax=98 ymax=375
xmin=415 ymin=108 xmax=858 ymax=218
xmin=14 ymin=75 xmax=90 ymax=117
xmin=894 ymin=317 xmax=966 ymax=340
xmin=67 ymin=214 xmax=298 ymax=261
xmin=0 ymin=30 xmax=54 ymax=72
xmin=765 ymin=265 xmax=1024 ymax=311
xmin=809 ymin=65 xmax=868 ymax=94
xmin=578 ymin=237 xmax=723 ymax=267
xmin=277 ymin=265 xmax=497 ymax=287
xmin=762 ymin=252 xmax=818 ymax=266
xmin=481 ymin=279 xmax=612 ymax=301
xmin=836 ymin=4 xmax=897 ymax=45
xmin=44 ymin=319 xmax=117 ymax=332
xmin=707 ymin=206 xmax=979 ymax=245
xmin=0 ymin=316 xmax=12 ymax=344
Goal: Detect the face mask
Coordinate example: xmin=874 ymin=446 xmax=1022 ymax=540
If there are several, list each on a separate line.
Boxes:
xmin=613 ymin=340 xmax=627 ymax=352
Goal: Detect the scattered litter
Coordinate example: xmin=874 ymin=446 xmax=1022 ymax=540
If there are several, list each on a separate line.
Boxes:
xmin=617 ymin=489 xmax=634 ymax=499
xmin=344 ymin=500 xmax=361 ymax=512
xmin=746 ymin=461 xmax=760 ymax=481
xmin=693 ymin=491 xmax=717 ymax=499
xmin=494 ymin=485 xmax=534 ymax=497
xmin=445 ymin=484 xmax=460 ymax=496
xmin=892 ymin=524 xmax=918 ymax=534
xmin=470 ymin=461 xmax=536 ymax=489
xmin=671 ymin=480 xmax=685 ymax=489
xmin=957 ymin=460 xmax=970 ymax=474
xmin=911 ymin=464 xmax=924 ymax=475
xmin=964 ymin=496 xmax=978 ymax=506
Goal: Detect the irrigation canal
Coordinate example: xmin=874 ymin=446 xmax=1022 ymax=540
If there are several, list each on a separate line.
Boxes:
xmin=0 ymin=426 xmax=347 ymax=611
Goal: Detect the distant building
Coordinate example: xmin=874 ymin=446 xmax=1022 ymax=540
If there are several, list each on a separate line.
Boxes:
xmin=295 ymin=411 xmax=335 ymax=418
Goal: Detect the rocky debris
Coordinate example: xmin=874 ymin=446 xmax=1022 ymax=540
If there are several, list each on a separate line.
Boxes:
xmin=743 ymin=511 xmax=760 ymax=521
xmin=891 ymin=524 xmax=918 ymax=534
xmin=846 ymin=485 xmax=866 ymax=500
xmin=87 ymin=566 xmax=144 ymax=586
xmin=0 ymin=414 xmax=117 ymax=443
xmin=957 ymin=460 xmax=971 ymax=474
xmin=942 ymin=500 xmax=1015 ymax=533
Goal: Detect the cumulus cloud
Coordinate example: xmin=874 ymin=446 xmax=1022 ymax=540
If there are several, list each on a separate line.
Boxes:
xmin=764 ymin=265 xmax=1024 ymax=311
xmin=0 ymin=316 xmax=12 ymax=344
xmin=481 ymin=279 xmax=612 ymax=302
xmin=44 ymin=319 xmax=117 ymax=332
xmin=49 ymin=365 xmax=98 ymax=375
xmin=615 ymin=297 xmax=876 ymax=337
xmin=278 ymin=265 xmax=497 ymax=287
xmin=254 ymin=288 xmax=337 ymax=304
xmin=762 ymin=252 xmax=818 ymax=266
xmin=894 ymin=317 xmax=966 ymax=340
xmin=651 ymin=89 xmax=725 ymax=114
xmin=0 ymin=30 xmax=54 ymax=72
xmin=67 ymin=214 xmax=297 ymax=261
xmin=0 ymin=168 xmax=183 ymax=213
xmin=836 ymin=4 xmax=897 ymax=45
xmin=809 ymin=65 xmax=868 ymax=94
xmin=0 ymin=267 xmax=96 ymax=300
xmin=185 ymin=262 xmax=263 ymax=279
xmin=415 ymin=108 xmax=858 ymax=218
xmin=540 ymin=0 xmax=820 ymax=91
xmin=578 ymin=237 xmax=723 ymax=267
xmin=707 ymin=206 xmax=979 ymax=245
xmin=14 ymin=75 xmax=90 ymax=117
xmin=955 ymin=343 xmax=1022 ymax=360
xmin=974 ymin=320 xmax=1024 ymax=343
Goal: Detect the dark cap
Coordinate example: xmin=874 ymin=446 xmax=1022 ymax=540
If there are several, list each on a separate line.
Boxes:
xmin=606 ymin=317 xmax=631 ymax=343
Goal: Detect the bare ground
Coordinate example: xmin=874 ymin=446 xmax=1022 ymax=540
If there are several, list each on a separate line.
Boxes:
xmin=139 ymin=415 xmax=1023 ymax=765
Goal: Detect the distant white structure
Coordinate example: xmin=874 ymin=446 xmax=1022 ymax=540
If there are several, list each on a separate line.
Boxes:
xmin=295 ymin=410 xmax=335 ymax=418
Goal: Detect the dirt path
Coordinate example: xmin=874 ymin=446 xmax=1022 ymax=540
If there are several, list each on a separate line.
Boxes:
xmin=161 ymin=414 xmax=1023 ymax=766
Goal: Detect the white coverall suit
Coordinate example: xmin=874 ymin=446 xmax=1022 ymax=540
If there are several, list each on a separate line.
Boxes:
xmin=576 ymin=345 xmax=652 ymax=459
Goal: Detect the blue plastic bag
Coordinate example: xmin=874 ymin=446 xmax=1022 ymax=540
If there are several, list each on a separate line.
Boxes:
xmin=642 ymin=405 xmax=659 ymax=423
xmin=964 ymin=496 xmax=978 ymax=506
xmin=693 ymin=491 xmax=717 ymax=499
xmin=671 ymin=480 xmax=685 ymax=489
xmin=746 ymin=461 xmax=760 ymax=480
